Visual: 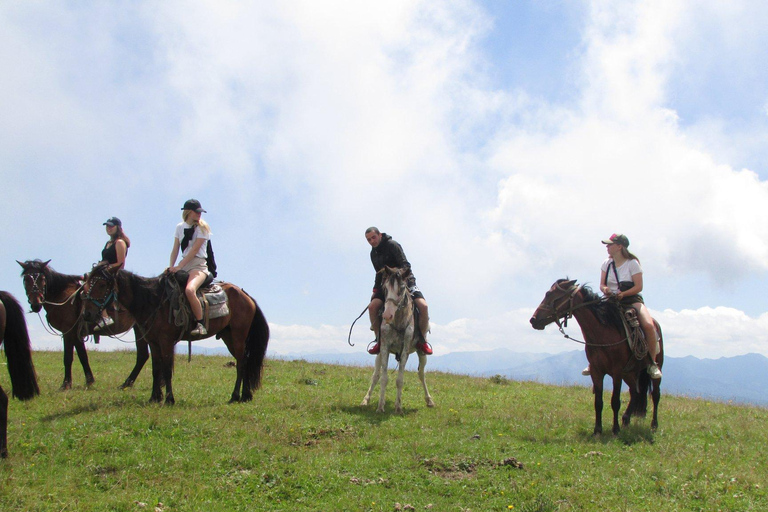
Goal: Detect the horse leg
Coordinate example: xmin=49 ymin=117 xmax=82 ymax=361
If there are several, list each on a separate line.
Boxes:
xmin=60 ymin=336 xmax=75 ymax=391
xmin=120 ymin=335 xmax=150 ymax=389
xmin=220 ymin=329 xmax=246 ymax=403
xmin=417 ymin=353 xmax=435 ymax=408
xmin=230 ymin=359 xmax=244 ymax=404
xmin=376 ymin=352 xmax=390 ymax=413
xmin=650 ymin=379 xmax=661 ymax=431
xmin=162 ymin=348 xmax=175 ymax=405
xmin=395 ymin=351 xmax=409 ymax=414
xmin=72 ymin=336 xmax=95 ymax=387
xmin=148 ymin=345 xmax=164 ymax=403
xmin=591 ymin=375 xmax=604 ymax=435
xmin=361 ymin=354 xmax=382 ymax=407
xmin=610 ymin=376 xmax=622 ymax=435
xmin=0 ymin=385 xmax=7 ymax=458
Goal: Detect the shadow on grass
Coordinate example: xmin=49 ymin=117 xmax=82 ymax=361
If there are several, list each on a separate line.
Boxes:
xmin=40 ymin=403 xmax=99 ymax=422
xmin=336 ymin=403 xmax=424 ymax=424
xmin=577 ymin=423 xmax=656 ymax=445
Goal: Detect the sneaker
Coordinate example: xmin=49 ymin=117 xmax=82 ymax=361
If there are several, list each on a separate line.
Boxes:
xmin=190 ymin=323 xmax=207 ymax=336
xmin=416 ymin=341 xmax=433 ymax=355
xmin=367 ymin=341 xmax=381 ymax=355
xmin=94 ymin=316 xmax=114 ymax=331
xmin=648 ymin=363 xmax=662 ymax=379
xmin=581 ymin=366 xmax=591 ymax=376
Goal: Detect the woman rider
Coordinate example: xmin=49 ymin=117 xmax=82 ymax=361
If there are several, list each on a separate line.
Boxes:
xmin=94 ymin=217 xmax=130 ymax=330
xmin=168 ymin=199 xmax=211 ymax=336
xmin=583 ymin=233 xmax=662 ymax=379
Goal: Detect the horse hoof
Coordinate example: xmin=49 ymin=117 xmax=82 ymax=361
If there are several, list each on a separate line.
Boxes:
xmin=426 ymin=400 xmax=435 ymax=408
xmin=360 ymin=399 xmax=369 ymax=407
xmin=59 ymin=383 xmax=72 ymax=392
xmin=240 ymin=394 xmax=253 ymax=403
xmin=0 ymin=450 xmax=7 ymax=459
xmin=119 ymin=380 xmax=134 ymax=390
xmin=376 ymin=407 xmax=385 ymax=413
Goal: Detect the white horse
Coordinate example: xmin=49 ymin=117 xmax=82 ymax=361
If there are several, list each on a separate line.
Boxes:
xmin=361 ymin=267 xmax=435 ymax=413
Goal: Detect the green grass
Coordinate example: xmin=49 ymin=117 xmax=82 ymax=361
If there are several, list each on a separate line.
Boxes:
xmin=1 ymin=350 xmax=767 ymax=511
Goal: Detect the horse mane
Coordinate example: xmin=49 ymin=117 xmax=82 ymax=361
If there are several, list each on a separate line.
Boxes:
xmin=114 ymin=268 xmax=165 ymax=319
xmin=21 ymin=259 xmax=82 ymax=296
xmin=580 ymin=284 xmax=625 ymax=332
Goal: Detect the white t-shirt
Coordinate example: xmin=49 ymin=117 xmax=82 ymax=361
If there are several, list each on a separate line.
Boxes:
xmin=174 ymin=222 xmax=210 ymax=259
xmin=601 ymin=257 xmax=642 ymax=293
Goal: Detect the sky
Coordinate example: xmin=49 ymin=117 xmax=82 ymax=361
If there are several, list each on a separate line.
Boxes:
xmin=2 ymin=0 xmax=768 ymax=361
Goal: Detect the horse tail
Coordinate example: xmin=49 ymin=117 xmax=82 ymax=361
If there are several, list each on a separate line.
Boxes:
xmin=0 ymin=292 xmax=40 ymax=401
xmin=243 ymin=291 xmax=270 ymax=392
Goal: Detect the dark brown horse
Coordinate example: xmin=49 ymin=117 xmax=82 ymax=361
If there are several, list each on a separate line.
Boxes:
xmin=81 ymin=264 xmax=269 ymax=404
xmin=1 ymin=290 xmax=40 ymax=458
xmin=530 ymin=279 xmax=662 ymax=435
xmin=18 ymin=260 xmax=149 ymax=390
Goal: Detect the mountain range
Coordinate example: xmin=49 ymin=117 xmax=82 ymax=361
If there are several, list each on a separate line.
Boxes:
xmin=191 ymin=346 xmax=768 ymax=407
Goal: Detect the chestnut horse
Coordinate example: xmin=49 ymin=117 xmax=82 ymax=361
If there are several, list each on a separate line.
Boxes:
xmin=530 ymin=279 xmax=662 ymax=435
xmin=18 ymin=259 xmax=148 ymax=390
xmin=361 ymin=267 xmax=434 ymax=413
xmin=1 ymin=291 xmax=40 ymax=458
xmin=81 ymin=264 xmax=269 ymax=404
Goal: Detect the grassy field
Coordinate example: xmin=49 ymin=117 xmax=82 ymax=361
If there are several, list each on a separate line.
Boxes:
xmin=1 ymin=350 xmax=766 ymax=511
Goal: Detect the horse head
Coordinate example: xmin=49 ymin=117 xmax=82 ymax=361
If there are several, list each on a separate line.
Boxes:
xmin=379 ymin=266 xmax=411 ymax=324
xmin=529 ymin=278 xmax=580 ymax=330
xmin=81 ymin=263 xmax=119 ymax=324
xmin=18 ymin=259 xmax=52 ymax=312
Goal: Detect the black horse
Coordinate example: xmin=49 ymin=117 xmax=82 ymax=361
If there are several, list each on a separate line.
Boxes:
xmin=1 ymin=290 xmax=40 ymax=458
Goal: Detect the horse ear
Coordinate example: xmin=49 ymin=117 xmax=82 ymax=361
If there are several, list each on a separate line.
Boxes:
xmin=16 ymin=260 xmax=25 ymax=269
xmin=43 ymin=259 xmax=51 ymax=268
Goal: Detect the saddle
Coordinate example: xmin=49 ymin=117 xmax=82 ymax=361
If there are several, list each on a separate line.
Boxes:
xmin=167 ymin=271 xmax=230 ymax=330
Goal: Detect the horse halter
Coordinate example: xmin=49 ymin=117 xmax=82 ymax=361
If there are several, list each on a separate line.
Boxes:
xmin=22 ymin=272 xmax=47 ymax=306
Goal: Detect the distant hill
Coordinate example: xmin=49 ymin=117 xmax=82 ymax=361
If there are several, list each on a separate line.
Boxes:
xmin=192 ymin=346 xmax=768 ymax=407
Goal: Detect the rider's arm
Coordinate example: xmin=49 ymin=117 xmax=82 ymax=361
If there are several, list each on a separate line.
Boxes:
xmin=173 ymin=238 xmax=205 ymax=271
xmin=390 ymin=241 xmax=411 ymax=271
xmin=169 ymin=238 xmax=181 ymax=269
xmin=111 ymin=239 xmax=127 ymax=270
xmin=599 ymin=270 xmax=611 ymax=295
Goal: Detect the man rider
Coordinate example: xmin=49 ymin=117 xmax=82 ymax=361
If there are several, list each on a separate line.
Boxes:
xmin=365 ymin=226 xmax=432 ymax=355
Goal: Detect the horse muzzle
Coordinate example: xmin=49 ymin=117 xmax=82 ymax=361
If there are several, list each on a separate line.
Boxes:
xmin=529 ymin=316 xmax=547 ymax=330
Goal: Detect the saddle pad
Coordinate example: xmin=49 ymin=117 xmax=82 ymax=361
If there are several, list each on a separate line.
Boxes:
xmin=199 ymin=286 xmax=229 ymax=320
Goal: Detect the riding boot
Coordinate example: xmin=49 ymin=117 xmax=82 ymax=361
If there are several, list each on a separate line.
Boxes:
xmin=581 ymin=365 xmax=591 ymax=376
xmin=189 ymin=319 xmax=207 ymax=336
xmin=416 ymin=332 xmax=433 ymax=355
xmin=368 ymin=324 xmax=380 ymax=354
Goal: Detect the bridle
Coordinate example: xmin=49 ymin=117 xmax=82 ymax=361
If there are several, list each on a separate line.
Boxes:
xmin=22 ymin=272 xmax=47 ymax=307
xmin=83 ymin=270 xmax=118 ymax=318
xmin=536 ymin=281 xmax=625 ymax=346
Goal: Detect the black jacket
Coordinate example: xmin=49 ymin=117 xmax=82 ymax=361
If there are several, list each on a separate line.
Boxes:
xmin=371 ymin=233 xmax=414 ymax=291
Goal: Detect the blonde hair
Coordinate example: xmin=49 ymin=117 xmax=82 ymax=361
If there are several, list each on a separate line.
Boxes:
xmin=182 ymin=210 xmax=211 ymax=235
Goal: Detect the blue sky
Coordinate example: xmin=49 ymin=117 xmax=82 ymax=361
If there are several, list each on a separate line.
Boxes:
xmin=2 ymin=0 xmax=768 ymax=360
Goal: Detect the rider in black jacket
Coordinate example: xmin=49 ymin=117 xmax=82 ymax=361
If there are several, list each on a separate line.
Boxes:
xmin=365 ymin=227 xmax=432 ymax=355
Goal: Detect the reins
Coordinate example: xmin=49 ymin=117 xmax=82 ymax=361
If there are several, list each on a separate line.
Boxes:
xmin=544 ymin=284 xmax=629 ymax=347
xmin=347 ymin=306 xmax=369 ymax=347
